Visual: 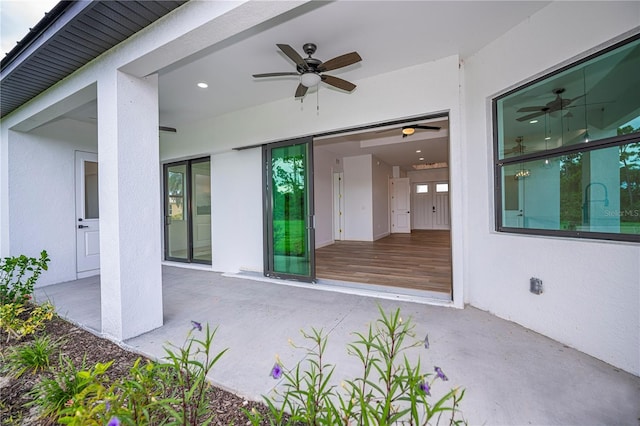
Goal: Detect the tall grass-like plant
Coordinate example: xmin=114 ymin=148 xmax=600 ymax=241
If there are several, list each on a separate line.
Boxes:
xmin=0 ymin=250 xmax=49 ymax=305
xmin=246 ymin=306 xmax=466 ymax=425
xmin=4 ymin=335 xmax=62 ymax=377
xmin=159 ymin=321 xmax=228 ymax=426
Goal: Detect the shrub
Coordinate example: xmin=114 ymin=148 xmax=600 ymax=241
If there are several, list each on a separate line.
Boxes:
xmin=0 ymin=250 xmax=50 ymax=305
xmin=0 ymin=301 xmax=55 ymax=342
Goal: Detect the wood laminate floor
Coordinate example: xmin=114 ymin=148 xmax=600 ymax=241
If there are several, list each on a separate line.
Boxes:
xmin=315 ymin=230 xmax=451 ymax=294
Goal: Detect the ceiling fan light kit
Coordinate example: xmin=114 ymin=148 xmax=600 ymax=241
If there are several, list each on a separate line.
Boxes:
xmin=300 ymin=72 xmax=321 ymax=87
xmin=401 ymin=124 xmax=441 ymax=138
xmin=253 ymin=43 xmax=362 ymax=98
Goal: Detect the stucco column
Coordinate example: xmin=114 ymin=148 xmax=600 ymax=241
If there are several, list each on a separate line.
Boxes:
xmin=97 ymin=70 xmax=163 ymax=341
xmin=0 ymin=125 xmax=9 ymax=256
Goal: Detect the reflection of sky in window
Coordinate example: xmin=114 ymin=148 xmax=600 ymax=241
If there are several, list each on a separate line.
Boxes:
xmin=623 ymin=116 xmax=640 ymax=130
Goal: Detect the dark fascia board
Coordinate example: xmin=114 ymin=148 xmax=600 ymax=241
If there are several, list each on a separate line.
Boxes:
xmin=1 ymin=1 xmax=91 ymax=73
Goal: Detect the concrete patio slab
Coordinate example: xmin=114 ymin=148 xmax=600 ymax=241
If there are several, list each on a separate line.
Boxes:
xmin=35 ymin=266 xmax=640 ymax=425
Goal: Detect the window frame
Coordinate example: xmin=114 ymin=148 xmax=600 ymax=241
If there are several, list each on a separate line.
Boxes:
xmin=492 ymin=33 xmax=640 ymax=243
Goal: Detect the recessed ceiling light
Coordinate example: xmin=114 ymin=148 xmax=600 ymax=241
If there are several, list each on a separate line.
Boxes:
xmin=529 ymin=119 xmax=538 ymax=124
xmin=416 ymin=150 xmax=422 ymax=153
xmin=419 ymin=157 xmax=425 ymax=161
xmin=197 ymin=82 xmax=208 ymax=89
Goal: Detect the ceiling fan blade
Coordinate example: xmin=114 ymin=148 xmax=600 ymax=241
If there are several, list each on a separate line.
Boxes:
xmin=277 ymin=44 xmax=307 ymax=70
xmin=517 ymin=111 xmax=545 ymax=122
xmin=321 ymin=74 xmax=356 ymax=92
xmin=253 ymin=72 xmax=300 ymax=78
xmin=320 ymin=51 xmax=362 ymax=72
xmin=517 ymin=106 xmax=546 ymax=112
xmin=295 ymin=83 xmax=308 ymax=98
xmin=415 ymin=125 xmax=441 ymax=131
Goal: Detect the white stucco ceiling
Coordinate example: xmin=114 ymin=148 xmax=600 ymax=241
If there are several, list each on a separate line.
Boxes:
xmin=157 ymin=1 xmax=549 ymax=125
xmin=64 ymin=1 xmax=551 ymax=168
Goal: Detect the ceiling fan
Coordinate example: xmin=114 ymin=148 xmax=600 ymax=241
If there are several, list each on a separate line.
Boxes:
xmin=252 ymin=43 xmax=362 ymax=98
xmin=505 ymin=136 xmax=527 ymax=154
xmin=401 ymin=124 xmax=441 ymax=138
xmin=516 ymin=88 xmax=584 ymax=122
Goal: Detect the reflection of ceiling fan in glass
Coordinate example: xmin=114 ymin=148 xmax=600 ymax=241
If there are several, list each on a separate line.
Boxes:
xmin=505 ymin=136 xmax=526 ymax=154
xmin=516 ymin=88 xmax=584 ymax=122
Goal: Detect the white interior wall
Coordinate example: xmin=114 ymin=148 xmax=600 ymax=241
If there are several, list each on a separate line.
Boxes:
xmin=407 ymin=167 xmax=449 ymax=184
xmin=463 ymin=1 xmax=640 ymax=374
xmin=8 ymin=119 xmax=98 ymax=286
xmin=371 ymin=155 xmax=392 ymax=240
xmin=343 ymin=155 xmax=373 ymax=241
xmin=313 ymin=146 xmax=338 ymax=248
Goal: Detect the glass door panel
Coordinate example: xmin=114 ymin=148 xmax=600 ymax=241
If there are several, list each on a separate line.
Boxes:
xmin=164 ymin=158 xmax=211 ymax=264
xmin=166 ymin=163 xmax=188 ymax=261
xmin=191 ymin=159 xmax=212 ymax=263
xmin=264 ymin=138 xmax=315 ymax=281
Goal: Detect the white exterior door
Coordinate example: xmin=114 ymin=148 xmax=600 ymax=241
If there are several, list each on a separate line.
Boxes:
xmin=412 ymin=183 xmax=433 ymax=229
xmin=413 ymin=181 xmax=450 ymax=230
xmin=75 ymin=152 xmax=100 ymax=277
xmin=391 ymin=177 xmax=411 ymax=233
xmin=433 ymin=182 xmax=450 ymax=230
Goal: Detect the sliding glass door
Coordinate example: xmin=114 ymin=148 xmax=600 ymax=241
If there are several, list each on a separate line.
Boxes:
xmin=164 ymin=158 xmax=211 ymax=264
xmin=263 ymin=138 xmax=315 ymax=281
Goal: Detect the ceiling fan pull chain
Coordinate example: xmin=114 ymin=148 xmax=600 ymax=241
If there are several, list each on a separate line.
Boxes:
xmin=317 ymin=87 xmax=320 ymax=114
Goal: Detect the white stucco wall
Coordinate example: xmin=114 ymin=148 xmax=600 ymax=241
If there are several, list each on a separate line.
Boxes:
xmin=463 ymin=1 xmax=640 ymax=374
xmin=210 ymin=149 xmax=263 ymax=273
xmin=8 ymin=119 xmax=98 ymax=286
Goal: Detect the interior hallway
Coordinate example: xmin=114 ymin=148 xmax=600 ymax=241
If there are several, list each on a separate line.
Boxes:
xmin=316 ymin=230 xmax=451 ymax=294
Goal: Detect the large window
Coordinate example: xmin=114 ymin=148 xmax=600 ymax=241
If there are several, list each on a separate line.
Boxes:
xmin=493 ymin=34 xmax=640 ymax=242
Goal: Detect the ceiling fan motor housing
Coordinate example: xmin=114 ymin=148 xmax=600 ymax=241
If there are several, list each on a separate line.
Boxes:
xmin=298 ymin=57 xmax=322 ymax=74
xmin=303 ymin=43 xmax=317 ymax=55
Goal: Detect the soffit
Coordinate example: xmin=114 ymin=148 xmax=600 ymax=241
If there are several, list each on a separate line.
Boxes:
xmin=0 ymin=0 xmax=186 ymax=118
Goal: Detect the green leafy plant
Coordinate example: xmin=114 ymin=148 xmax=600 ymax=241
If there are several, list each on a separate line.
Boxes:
xmin=28 ymin=354 xmax=99 ymax=420
xmin=4 ymin=335 xmax=62 ymax=377
xmin=46 ymin=358 xmax=171 ymax=426
xmin=44 ymin=321 xmax=227 ymax=426
xmin=158 ymin=320 xmax=229 ymax=426
xmin=0 ymin=301 xmax=55 ymax=342
xmin=246 ymin=306 xmax=466 ymax=425
xmin=0 ymin=250 xmax=50 ymax=305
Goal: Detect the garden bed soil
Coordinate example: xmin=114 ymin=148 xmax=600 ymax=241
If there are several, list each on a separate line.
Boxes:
xmin=0 ymin=315 xmax=270 ymax=425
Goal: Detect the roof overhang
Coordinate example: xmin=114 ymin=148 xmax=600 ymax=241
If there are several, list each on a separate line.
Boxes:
xmin=0 ymin=0 xmax=187 ymax=118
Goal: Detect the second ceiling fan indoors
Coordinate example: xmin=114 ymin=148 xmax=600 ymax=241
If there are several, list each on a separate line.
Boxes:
xmin=253 ymin=43 xmax=362 ymax=98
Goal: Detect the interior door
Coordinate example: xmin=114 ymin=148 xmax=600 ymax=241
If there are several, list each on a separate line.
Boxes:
xmin=75 ymin=151 xmax=100 ymax=277
xmin=263 ymin=137 xmax=315 ymax=281
xmin=391 ymin=177 xmax=411 ymax=233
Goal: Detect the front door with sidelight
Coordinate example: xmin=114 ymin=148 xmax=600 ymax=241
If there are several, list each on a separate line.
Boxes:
xmin=75 ymin=151 xmax=100 ymax=277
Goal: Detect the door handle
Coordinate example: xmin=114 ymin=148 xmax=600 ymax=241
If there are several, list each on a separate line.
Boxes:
xmin=78 ymin=225 xmax=89 ymax=229
xmin=432 ymin=206 xmax=436 ymax=212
